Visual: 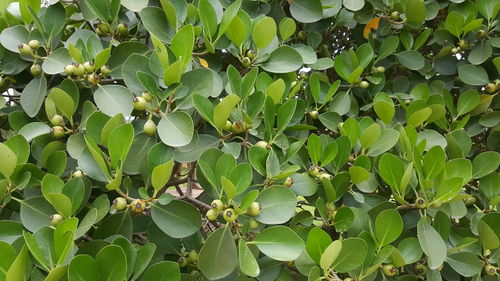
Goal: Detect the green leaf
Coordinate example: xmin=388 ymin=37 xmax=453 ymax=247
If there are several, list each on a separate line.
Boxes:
xmin=360 ymin=123 xmax=381 ymax=149
xmin=320 ymin=240 xmax=342 ymax=271
xmin=457 ymin=90 xmax=480 ymax=116
xmin=5 ymin=246 xmax=30 ymax=281
xmin=349 ymin=166 xmax=369 ymax=184
xmin=20 ymin=196 xmax=56 ymax=232
xmin=158 ymin=112 xmax=194 ymax=147
xmin=239 ymin=240 xmax=260 ymax=277
xmin=94 ymin=85 xmax=134 ymax=117
xmin=373 ymin=92 xmax=395 ymax=124
xmin=472 ymin=151 xmax=500 ymax=178
xmin=199 ymin=0 xmax=217 ymax=38
xmin=405 ymin=0 xmax=426 ymax=25
xmin=252 ymin=226 xmax=305 ymax=261
xmin=42 ymin=48 xmax=72 ymax=75
xmin=142 ymin=261 xmax=180 ymax=281
xmin=107 ymin=123 xmax=134 ymax=169
xmin=289 ymin=0 xmax=323 ymax=23
xmin=253 ymin=17 xmax=276 ymax=49
xmin=366 ymin=129 xmax=400 ymax=156
xmin=343 ymin=0 xmax=365 ymax=11
xmin=279 ymin=17 xmax=296 ymax=41
xmin=444 ymin=11 xmax=464 ymax=38
xmin=458 ymin=64 xmax=489 ymax=86
xmin=214 ymin=94 xmax=240 ymax=129
xmin=20 ymin=76 xmax=47 ymax=118
xmin=306 ymin=227 xmax=333 ymax=264
xmin=417 ymin=217 xmax=447 ymax=270
xmin=331 ymin=238 xmax=368 ymax=272
xmin=256 ymin=186 xmax=297 ymax=224
xmin=198 ymin=226 xmax=237 ymax=280
xmin=261 ymin=46 xmax=303 ymax=73
xmin=395 ymin=50 xmax=425 ymax=70
xmin=47 ymin=88 xmax=76 ymax=119
xmin=435 ymin=177 xmax=463 ymax=202
xmin=150 ymin=200 xmax=201 ymax=238
xmin=423 ymin=146 xmax=446 ymax=179
xmin=266 ymin=79 xmax=286 ymax=104
xmin=171 ymin=24 xmax=194 ymax=67
xmin=151 ymin=160 xmax=174 ymax=195
xmin=375 ymin=209 xmax=403 ymax=247
xmin=0 ymin=143 xmax=17 ymax=181
xmin=68 ymin=255 xmax=100 ymax=281
xmin=378 ymin=153 xmax=405 ymax=194
xmin=446 ymin=252 xmax=482 ymax=277
xmin=96 ymin=245 xmax=127 ymax=281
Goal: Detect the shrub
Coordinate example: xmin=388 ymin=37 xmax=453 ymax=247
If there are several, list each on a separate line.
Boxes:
xmin=0 ymin=0 xmax=499 ymax=280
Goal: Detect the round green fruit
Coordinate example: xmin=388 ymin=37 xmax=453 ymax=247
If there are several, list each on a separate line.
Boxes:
xmin=451 ymin=47 xmax=460 ymax=54
xmin=30 ymin=63 xmax=41 ymax=75
xmin=231 ymin=121 xmax=245 ymax=134
xmin=188 ymin=250 xmax=198 ymax=261
xmin=142 ymin=91 xmax=153 ymax=102
xmin=415 ymin=264 xmax=427 ymax=275
xmin=391 ymin=11 xmax=400 ymax=20
xmin=87 ymin=74 xmax=100 ymax=85
xmin=359 ymin=81 xmax=369 ymax=88
xmin=178 ymin=257 xmax=188 ymax=267
xmin=247 ymin=202 xmax=261 ymax=216
xmin=223 ymin=208 xmax=238 ymax=222
xmin=50 ymin=214 xmax=64 ymax=227
xmin=64 ymin=64 xmax=75 ymax=76
xmin=485 ymin=83 xmax=497 ymax=93
xmin=376 ymin=66 xmax=385 ymax=73
xmin=100 ymin=66 xmax=111 ymax=75
xmin=382 ymin=264 xmax=398 ymax=276
xmin=206 ymin=208 xmax=219 ymax=221
xmin=211 ymin=199 xmax=224 ymax=211
xmin=318 ymin=172 xmax=333 ymax=181
xmin=284 ymin=177 xmax=294 ymax=187
xmin=73 ymin=170 xmax=84 ymax=178
xmin=18 ymin=44 xmax=33 ymax=56
xmin=223 ymin=120 xmax=232 ymax=131
xmin=415 ymin=197 xmax=427 ymax=209
xmin=51 ymin=126 xmax=66 ymax=138
xmin=246 ymin=50 xmax=256 ymax=59
xmin=117 ymin=23 xmax=129 ymax=37
xmin=309 ymin=110 xmax=319 ymax=120
xmin=28 ymin=39 xmax=40 ymax=50
xmin=308 ymin=166 xmax=320 ymax=177
xmin=255 ymin=141 xmax=269 ymax=150
xmin=248 ymin=218 xmax=259 ymax=229
xmin=297 ymin=31 xmax=306 ymax=40
xmin=50 ymin=115 xmax=64 ymax=126
xmin=83 ymin=61 xmax=95 ymax=73
xmin=143 ymin=120 xmax=157 ymax=136
xmin=485 ymin=264 xmax=497 ymax=276
xmin=97 ymin=22 xmax=110 ymax=34
xmin=130 ymin=199 xmax=146 ymax=213
xmin=133 ymin=97 xmax=147 ymax=111
xmin=113 ymin=197 xmax=128 ymax=211
xmin=241 ymin=57 xmax=251 ymax=67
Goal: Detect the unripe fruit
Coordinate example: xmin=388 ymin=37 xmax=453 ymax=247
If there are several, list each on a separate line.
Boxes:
xmin=97 ymin=22 xmax=110 ymax=34
xmin=83 ymin=61 xmax=95 ymax=73
xmin=50 ymin=214 xmax=64 ymax=227
xmin=309 ymin=110 xmax=319 ymax=119
xmin=73 ymin=170 xmax=84 ymax=178
xmin=130 ymin=199 xmax=146 ymax=213
xmin=318 ymin=172 xmax=333 ymax=181
xmin=51 ymin=126 xmax=66 ymax=138
xmin=178 ymin=257 xmax=188 ymax=267
xmin=248 ymin=218 xmax=259 ymax=229
xmin=223 ymin=120 xmax=232 ymax=131
xmin=231 ymin=121 xmax=245 ymax=134
xmin=284 ymin=177 xmax=294 ymax=187
xmin=485 ymin=264 xmax=497 ymax=276
xmin=188 ymin=250 xmax=198 ymax=261
xmin=451 ymin=47 xmax=459 ymax=54
xmin=465 ymin=196 xmax=476 ymax=206
xmin=415 ymin=264 xmax=427 ymax=275
xmin=415 ymin=197 xmax=427 ymax=209
xmin=391 ymin=11 xmax=400 ymax=20
xmin=223 ymin=208 xmax=238 ymax=222
xmin=28 ymin=39 xmax=40 ymax=50
xmin=382 ymin=264 xmax=398 ymax=276
xmin=485 ymin=83 xmax=497 ymax=93
xmin=247 ymin=202 xmax=261 ymax=216
xmin=142 ymin=91 xmax=153 ymax=102
xmin=255 ymin=141 xmax=269 ymax=150
xmin=18 ymin=44 xmax=33 ymax=56
xmin=290 ymin=81 xmax=298 ymax=88
xmin=50 ymin=115 xmax=64 ymax=126
xmin=87 ymin=74 xmax=100 ymax=85
xmin=459 ymin=40 xmax=468 ymax=49
xmin=241 ymin=57 xmax=251 ymax=67
xmin=143 ymin=120 xmax=157 ymax=136
xmin=100 ymin=66 xmax=111 ymax=75
xmin=300 ymin=72 xmax=308 ymax=80
xmin=113 ymin=197 xmax=128 ymax=211
xmin=64 ymin=64 xmax=75 ymax=75
xmin=117 ymin=23 xmax=129 ymax=37
xmin=359 ymin=81 xmax=369 ymax=89
xmin=133 ymin=97 xmax=147 ymax=111
xmin=477 ymin=30 xmax=487 ymax=38
xmin=246 ymin=50 xmax=256 ymax=59
xmin=206 ymin=208 xmax=218 ymax=221
xmin=297 ymin=31 xmax=306 ymax=40
xmin=376 ymin=66 xmax=385 ymax=73
xmin=308 ymin=166 xmax=320 ymax=177
xmin=211 ymin=199 xmax=224 ymax=211
xmin=30 ymin=64 xmax=42 ymax=76
xmin=73 ymin=63 xmax=85 ymax=76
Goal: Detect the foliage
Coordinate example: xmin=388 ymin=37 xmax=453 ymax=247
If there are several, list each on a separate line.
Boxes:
xmin=0 ymin=0 xmax=499 ymax=281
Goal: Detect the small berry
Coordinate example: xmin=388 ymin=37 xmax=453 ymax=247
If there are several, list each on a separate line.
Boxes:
xmin=28 ymin=39 xmax=40 ymax=50
xmin=178 ymin=257 xmax=188 ymax=267
xmin=309 ymin=110 xmax=319 ymax=119
xmin=50 ymin=115 xmax=64 ymax=126
xmin=117 ymin=23 xmax=129 ymax=37
xmin=87 ymin=74 xmax=100 ymax=85
xmin=231 ymin=121 xmax=245 ymax=134
xmin=206 ymin=209 xmax=218 ymax=221
xmin=241 ymin=57 xmax=251 ymax=67
xmin=51 ymin=126 xmax=66 ymax=138
xmin=188 ymin=250 xmax=198 ymax=261
xmin=64 ymin=64 xmax=75 ymax=76
xmin=297 ymin=31 xmax=306 ymax=40
xmin=308 ymin=166 xmax=320 ymax=177
xmin=246 ymin=50 xmax=256 ymax=59
xmin=130 ymin=199 xmax=146 ymax=213
xmin=359 ymin=81 xmax=369 ymax=88
xmin=100 ymin=66 xmax=111 ymax=75
xmin=83 ymin=61 xmax=95 ymax=73
xmin=143 ymin=120 xmax=157 ymax=136
xmin=133 ymin=97 xmax=147 ymax=111
xmin=451 ymin=47 xmax=460 ymax=54
xmin=50 ymin=214 xmax=64 ymax=227
xmin=223 ymin=120 xmax=232 ymax=131
xmin=73 ymin=170 xmax=84 ymax=178
xmin=255 ymin=141 xmax=269 ymax=150
xmin=485 ymin=264 xmax=497 ymax=276
xmin=248 ymin=218 xmax=259 ymax=229
xmin=142 ymin=91 xmax=153 ymax=102
xmin=97 ymin=22 xmax=110 ymax=34
xmin=465 ymin=196 xmax=476 ymax=206
xmin=415 ymin=197 xmax=427 ymax=209
xmin=318 ymin=172 xmax=333 ymax=181
xmin=223 ymin=208 xmax=238 ymax=222
xmin=459 ymin=40 xmax=468 ymax=50
xmin=113 ymin=197 xmax=128 ymax=211
xmin=73 ymin=63 xmax=85 ymax=76
xmin=382 ymin=264 xmax=398 ymax=276
xmin=30 ymin=64 xmax=42 ymax=76
xmin=18 ymin=44 xmax=33 ymax=56
xmin=247 ymin=202 xmax=261 ymax=216
xmin=477 ymin=30 xmax=487 ymax=38
xmin=391 ymin=11 xmax=400 ymax=20
xmin=211 ymin=199 xmax=224 ymax=211
xmin=415 ymin=264 xmax=427 ymax=275
xmin=300 ymin=72 xmax=308 ymax=80
xmin=376 ymin=66 xmax=385 ymax=73
xmin=290 ymin=81 xmax=298 ymax=88
xmin=284 ymin=177 xmax=294 ymax=187
xmin=485 ymin=83 xmax=497 ymax=93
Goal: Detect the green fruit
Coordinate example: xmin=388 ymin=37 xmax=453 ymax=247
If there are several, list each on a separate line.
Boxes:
xmin=451 ymin=47 xmax=460 ymax=54
xmin=206 ymin=208 xmax=218 ymax=221
xmin=133 ymin=97 xmax=147 ymax=111
xmin=18 ymin=44 xmax=33 ymax=56
xmin=359 ymin=81 xmax=369 ymax=88
xmin=50 ymin=115 xmax=64 ymax=126
xmin=188 ymin=250 xmax=198 ymax=261
xmin=64 ymin=64 xmax=75 ymax=75
xmin=178 ymin=257 xmax=188 ymax=267
xmin=382 ymin=264 xmax=398 ymax=276
xmin=247 ymin=202 xmax=261 ymax=216
xmin=485 ymin=264 xmax=497 ymax=276
xmin=308 ymin=166 xmax=320 ymax=177
xmin=255 ymin=141 xmax=269 ymax=150
xmin=246 ymin=50 xmax=256 ymax=59
xmin=415 ymin=264 xmax=427 ymax=275
xmin=73 ymin=170 xmax=84 ymax=178
xmin=300 ymin=72 xmax=308 ymax=80
xmin=231 ymin=121 xmax=245 ymax=134
xmin=459 ymin=40 xmax=468 ymax=49
xmin=28 ymin=40 xmax=40 ymax=50
xmin=97 ymin=22 xmax=110 ymax=34
xmin=100 ymin=66 xmax=111 ymax=75
xmin=130 ymin=199 xmax=146 ymax=213
xmin=50 ymin=214 xmax=64 ymax=227
xmin=30 ymin=64 xmax=42 ymax=76
xmin=87 ymin=74 xmax=100 ymax=85
xmin=477 ymin=30 xmax=487 ymax=38
xmin=223 ymin=208 xmax=238 ymax=222
xmin=376 ymin=66 xmax=385 ymax=73
xmin=415 ymin=197 xmax=427 ymax=209
xmin=83 ymin=61 xmax=95 ymax=73
xmin=391 ymin=11 xmax=400 ymax=20
xmin=241 ymin=57 xmax=251 ymax=67
xmin=51 ymin=126 xmax=66 ymax=138
xmin=318 ymin=172 xmax=333 ymax=181
xmin=486 ymin=83 xmax=497 ymax=93
xmin=309 ymin=110 xmax=319 ymax=119
xmin=142 ymin=91 xmax=153 ymax=102
xmin=117 ymin=23 xmax=129 ymax=37
xmin=211 ymin=199 xmax=224 ymax=211
xmin=143 ymin=120 xmax=157 ymax=136
xmin=297 ymin=30 xmax=306 ymax=40
xmin=73 ymin=63 xmax=85 ymax=76
xmin=465 ymin=196 xmax=476 ymax=206
xmin=248 ymin=218 xmax=259 ymax=229
xmin=113 ymin=197 xmax=128 ymax=211
xmin=223 ymin=120 xmax=232 ymax=131
xmin=284 ymin=177 xmax=294 ymax=187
